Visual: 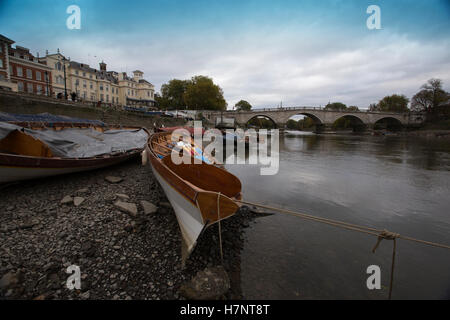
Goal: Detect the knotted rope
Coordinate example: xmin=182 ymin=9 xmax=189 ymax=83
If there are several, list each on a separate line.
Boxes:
xmin=236 ymin=199 xmax=450 ymax=299
xmin=371 ymin=230 xmax=400 ymax=300
xmin=217 ymin=192 xmax=224 ymax=264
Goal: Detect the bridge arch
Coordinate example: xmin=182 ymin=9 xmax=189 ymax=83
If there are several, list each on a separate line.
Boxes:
xmin=246 ymin=115 xmax=278 ymax=129
xmin=332 ymin=115 xmax=367 ymax=132
xmin=285 ymin=112 xmax=324 ymax=125
xmin=374 ymin=117 xmax=403 ymax=131
xmin=283 ymin=112 xmax=325 ymax=131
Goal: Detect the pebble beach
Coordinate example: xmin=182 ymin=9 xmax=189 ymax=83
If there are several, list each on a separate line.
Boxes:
xmin=0 ymin=157 xmax=258 ymax=300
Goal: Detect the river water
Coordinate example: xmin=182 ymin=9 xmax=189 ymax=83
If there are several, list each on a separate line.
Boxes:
xmin=225 ymin=131 xmax=450 ymax=300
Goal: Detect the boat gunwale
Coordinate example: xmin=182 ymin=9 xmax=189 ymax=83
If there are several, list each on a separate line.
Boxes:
xmin=147 ymin=131 xmax=242 ymax=221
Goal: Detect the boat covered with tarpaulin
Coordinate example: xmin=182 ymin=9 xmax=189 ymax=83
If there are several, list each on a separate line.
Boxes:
xmin=0 ymin=115 xmax=149 ymax=183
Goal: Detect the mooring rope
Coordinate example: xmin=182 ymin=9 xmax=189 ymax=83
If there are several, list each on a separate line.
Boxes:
xmin=236 ymin=199 xmax=450 ymax=299
xmin=217 ymin=192 xmax=224 ymax=264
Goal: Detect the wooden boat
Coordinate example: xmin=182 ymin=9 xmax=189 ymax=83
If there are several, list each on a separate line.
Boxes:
xmin=156 ymin=126 xmax=206 ymax=136
xmin=0 ymin=121 xmax=149 ymax=183
xmin=143 ymin=130 xmax=242 ymax=263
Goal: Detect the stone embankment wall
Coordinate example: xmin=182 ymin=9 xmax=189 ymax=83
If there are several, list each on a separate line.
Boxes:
xmin=0 ymin=91 xmax=185 ymax=129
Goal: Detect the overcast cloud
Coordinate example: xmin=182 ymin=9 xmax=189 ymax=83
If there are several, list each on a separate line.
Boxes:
xmin=1 ymin=0 xmax=449 ymax=109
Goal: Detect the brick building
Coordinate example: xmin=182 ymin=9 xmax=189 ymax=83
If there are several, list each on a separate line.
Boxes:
xmin=1 ymin=33 xmax=155 ymax=107
xmin=8 ymin=45 xmax=53 ymax=95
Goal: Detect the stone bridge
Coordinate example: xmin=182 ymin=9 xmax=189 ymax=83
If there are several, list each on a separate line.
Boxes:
xmin=203 ymin=107 xmax=424 ymax=131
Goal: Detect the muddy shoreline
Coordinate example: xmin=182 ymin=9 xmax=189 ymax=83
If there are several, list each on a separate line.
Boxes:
xmin=0 ymin=158 xmax=259 ymax=300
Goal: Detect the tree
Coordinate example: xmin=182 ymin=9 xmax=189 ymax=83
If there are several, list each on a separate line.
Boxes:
xmin=347 ymin=106 xmax=359 ymax=111
xmin=183 ymin=76 xmax=227 ymax=111
xmin=368 ymin=103 xmax=379 ymax=111
xmin=159 ymin=79 xmax=190 ymax=110
xmin=411 ymin=90 xmax=432 ymax=112
xmin=157 ymin=76 xmax=227 ymax=111
xmin=324 ymin=102 xmax=347 ymax=111
xmin=154 ymin=92 xmax=169 ymax=109
xmin=377 ymin=94 xmax=409 ymax=112
xmin=411 ymin=79 xmax=448 ymax=112
xmin=297 ymin=117 xmax=315 ymax=130
xmin=286 ymin=119 xmax=298 ymax=129
xmin=235 ymin=100 xmax=252 ymax=111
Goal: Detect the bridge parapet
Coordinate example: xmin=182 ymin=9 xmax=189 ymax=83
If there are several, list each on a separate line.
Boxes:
xmin=202 ymin=108 xmax=425 ymax=128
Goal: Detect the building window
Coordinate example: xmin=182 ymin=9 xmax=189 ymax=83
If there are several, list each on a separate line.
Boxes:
xmin=0 ymin=74 xmax=4 ymax=81
xmin=83 ymin=80 xmax=86 ymax=88
xmin=83 ymin=72 xmax=86 ymax=77
xmin=27 ymin=83 xmax=33 ymax=93
xmin=100 ymin=84 xmax=103 ymax=91
xmin=55 ymin=62 xmax=62 ymax=71
xmin=90 ymin=82 xmax=93 ymax=89
xmin=17 ymin=67 xmax=23 ymax=77
xmin=100 ymin=94 xmax=104 ymax=102
xmin=36 ymin=71 xmax=41 ymax=81
xmin=0 ymin=45 xmax=2 ymax=53
xmin=106 ymin=95 xmax=109 ymax=102
xmin=27 ymin=69 xmax=32 ymax=79
xmin=83 ymin=91 xmax=87 ymax=99
xmin=18 ymin=82 xmax=24 ymax=91
xmin=37 ymin=85 xmax=42 ymax=95
xmin=75 ymin=70 xmax=79 ymax=75
xmin=0 ymin=59 xmax=3 ymax=68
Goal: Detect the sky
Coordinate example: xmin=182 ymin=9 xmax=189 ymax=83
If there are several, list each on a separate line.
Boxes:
xmin=0 ymin=0 xmax=449 ymax=109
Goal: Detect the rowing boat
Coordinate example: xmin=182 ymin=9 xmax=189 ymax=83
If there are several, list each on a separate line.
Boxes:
xmin=0 ymin=121 xmax=149 ymax=183
xmin=143 ymin=130 xmax=242 ymax=264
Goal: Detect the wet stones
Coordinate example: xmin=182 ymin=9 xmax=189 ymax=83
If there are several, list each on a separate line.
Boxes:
xmin=60 ymin=196 xmax=73 ymax=205
xmin=140 ymin=200 xmax=158 ymax=215
xmin=114 ymin=201 xmax=138 ymax=217
xmin=0 ymin=157 xmax=253 ymax=300
xmin=115 ymin=194 xmax=130 ymax=201
xmin=105 ymin=176 xmax=123 ymax=184
xmin=73 ymin=197 xmax=85 ymax=207
xmin=0 ymin=271 xmax=22 ymax=290
xmin=179 ymin=266 xmax=230 ymax=300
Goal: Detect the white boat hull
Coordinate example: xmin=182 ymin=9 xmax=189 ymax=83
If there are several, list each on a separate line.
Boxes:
xmin=151 ymin=165 xmax=205 ymax=256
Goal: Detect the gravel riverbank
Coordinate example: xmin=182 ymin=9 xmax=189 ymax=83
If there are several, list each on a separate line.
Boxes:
xmin=0 ymin=157 xmax=258 ymax=300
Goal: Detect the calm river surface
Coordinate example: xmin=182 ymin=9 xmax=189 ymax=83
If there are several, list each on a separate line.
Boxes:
xmin=225 ymin=131 xmax=450 ymax=300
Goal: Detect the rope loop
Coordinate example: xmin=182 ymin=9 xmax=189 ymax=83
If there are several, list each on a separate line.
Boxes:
xmin=372 ymin=229 xmax=400 ymax=253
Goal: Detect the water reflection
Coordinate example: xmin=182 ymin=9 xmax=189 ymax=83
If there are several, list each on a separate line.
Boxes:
xmin=225 ymin=133 xmax=450 ymax=299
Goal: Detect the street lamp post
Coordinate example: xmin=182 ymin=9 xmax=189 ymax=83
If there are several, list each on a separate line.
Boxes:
xmin=57 ymin=54 xmax=68 ymax=100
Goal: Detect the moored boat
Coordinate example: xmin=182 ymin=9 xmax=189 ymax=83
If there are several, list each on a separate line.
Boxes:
xmin=0 ymin=120 xmax=149 ymax=183
xmin=143 ymin=130 xmax=242 ymax=264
